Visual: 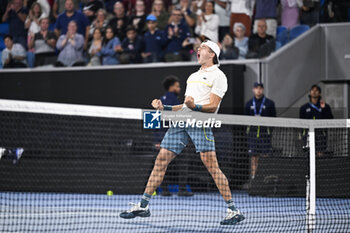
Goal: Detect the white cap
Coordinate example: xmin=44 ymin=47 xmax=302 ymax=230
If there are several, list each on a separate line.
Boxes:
xmin=201 ymin=40 xmax=220 ymax=65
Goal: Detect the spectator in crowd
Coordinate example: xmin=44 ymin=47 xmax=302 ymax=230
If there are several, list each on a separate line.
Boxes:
xmin=244 ymin=82 xmax=276 ymax=186
xmin=125 ymin=0 xmax=155 ymax=15
xmin=181 ymin=36 xmax=202 ymax=61
xmin=253 ymin=0 xmax=278 ymax=38
xmin=229 ymin=0 xmax=254 ymax=37
xmin=87 ymin=28 xmax=102 ymax=66
xmin=128 ymin=0 xmax=147 ymax=35
xmin=2 ymin=0 xmax=28 ymax=48
xmin=281 ymin=0 xmax=303 ymax=29
xmin=56 ymin=20 xmax=85 ymax=66
xmin=322 ymin=0 xmax=350 ymax=23
xmin=25 ymin=2 xmax=45 ymax=47
xmin=247 ymin=19 xmax=275 ymax=59
xmin=83 ymin=0 xmax=104 ymax=23
xmin=28 ymin=17 xmax=57 ymax=67
xmin=195 ymin=1 xmax=219 ymax=42
xmin=2 ymin=34 xmax=27 ymax=68
xmin=108 ymin=1 xmax=128 ymax=41
xmin=301 ymin=0 xmax=320 ymax=27
xmin=99 ymin=26 xmax=121 ymax=65
xmin=104 ymin=0 xmax=118 ymax=15
xmin=118 ymin=25 xmax=143 ymax=64
xmin=22 ymin=0 xmax=50 ymax=19
xmin=164 ymin=7 xmax=191 ymax=62
xmin=151 ymin=0 xmax=170 ymax=30
xmin=233 ymin=22 xmax=248 ymax=59
xmin=55 ymin=0 xmax=90 ymax=49
xmin=171 ymin=0 xmax=196 ymax=32
xmin=53 ymin=0 xmax=80 ymax=20
xmin=89 ymin=9 xmax=108 ymax=37
xmin=35 ymin=0 xmax=50 ymax=18
xmin=213 ymin=0 xmax=230 ymax=42
xmin=220 ymin=33 xmax=238 ymax=60
xmin=142 ymin=14 xmax=166 ymax=63
xmin=299 ymin=84 xmax=333 ymax=156
xmin=191 ymin=0 xmax=205 ymax=15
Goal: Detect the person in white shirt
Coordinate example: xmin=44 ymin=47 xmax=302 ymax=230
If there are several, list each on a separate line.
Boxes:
xmin=229 ymin=0 xmax=255 ymax=37
xmin=25 ymin=2 xmax=47 ymax=49
xmin=195 ymin=1 xmax=220 ymax=42
xmin=120 ymin=40 xmax=245 ymax=226
xmin=2 ymin=34 xmax=27 ymax=68
xmin=213 ymin=0 xmax=231 ymax=41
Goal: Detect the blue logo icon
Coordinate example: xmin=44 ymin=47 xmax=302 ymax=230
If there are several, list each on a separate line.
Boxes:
xmin=143 ymin=110 xmax=161 ymax=129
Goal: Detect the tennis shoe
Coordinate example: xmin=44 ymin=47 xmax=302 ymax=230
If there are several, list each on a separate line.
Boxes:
xmin=220 ymin=208 xmax=245 ymax=225
xmin=120 ymin=202 xmax=151 ymax=219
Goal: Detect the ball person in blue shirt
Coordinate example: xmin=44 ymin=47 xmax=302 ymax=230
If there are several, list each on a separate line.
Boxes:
xmin=244 ymin=82 xmax=276 ymax=182
xmin=120 ymin=40 xmax=245 ymax=225
xmin=299 ymin=84 xmax=333 ymax=156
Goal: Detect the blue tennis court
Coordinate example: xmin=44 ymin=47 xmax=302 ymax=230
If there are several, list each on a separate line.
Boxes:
xmin=1 ymin=191 xmax=349 ymax=233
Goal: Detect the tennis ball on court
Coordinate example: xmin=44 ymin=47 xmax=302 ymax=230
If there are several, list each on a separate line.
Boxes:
xmin=152 ymin=191 xmax=157 ymax=196
xmin=107 ymin=190 xmax=113 ymax=196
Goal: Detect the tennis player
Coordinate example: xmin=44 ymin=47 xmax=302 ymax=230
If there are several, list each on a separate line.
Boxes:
xmin=120 ymin=40 xmax=245 ymax=225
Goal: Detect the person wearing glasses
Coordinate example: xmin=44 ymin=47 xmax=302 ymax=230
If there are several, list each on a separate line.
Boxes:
xmin=163 ymin=7 xmax=191 ymax=62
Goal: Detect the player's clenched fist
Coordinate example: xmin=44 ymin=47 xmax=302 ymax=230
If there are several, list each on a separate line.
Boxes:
xmin=151 ymin=99 xmax=164 ymax=110
xmin=184 ymin=96 xmax=195 ymax=109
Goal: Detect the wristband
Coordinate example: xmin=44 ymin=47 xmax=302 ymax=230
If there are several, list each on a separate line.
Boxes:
xmin=163 ymin=105 xmax=172 ymax=111
xmin=193 ymin=104 xmax=202 ymax=112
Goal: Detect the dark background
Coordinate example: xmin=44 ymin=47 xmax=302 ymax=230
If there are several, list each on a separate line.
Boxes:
xmin=0 ymin=64 xmax=245 ymax=114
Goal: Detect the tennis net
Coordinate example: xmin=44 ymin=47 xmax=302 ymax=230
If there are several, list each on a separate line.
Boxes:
xmin=0 ymin=99 xmax=349 ymax=233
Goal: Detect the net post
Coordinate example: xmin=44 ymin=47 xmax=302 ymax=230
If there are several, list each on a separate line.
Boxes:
xmin=306 ymin=126 xmax=316 ymax=233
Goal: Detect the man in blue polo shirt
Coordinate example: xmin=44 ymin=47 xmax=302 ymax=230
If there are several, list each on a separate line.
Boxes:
xmin=142 ymin=14 xmax=167 ymax=63
xmin=54 ymin=0 xmax=90 ymax=48
xmin=299 ymin=84 xmax=333 ymax=156
xmin=164 ymin=7 xmax=190 ymax=62
xmin=245 ymin=82 xmax=276 ymax=184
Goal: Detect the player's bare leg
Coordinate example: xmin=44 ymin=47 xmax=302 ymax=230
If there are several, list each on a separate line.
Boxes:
xmin=120 ymin=148 xmax=176 ymax=219
xmin=200 ymin=151 xmax=231 ymax=201
xmin=200 ymin=151 xmax=245 ymax=225
xmin=144 ymin=148 xmax=176 ymax=195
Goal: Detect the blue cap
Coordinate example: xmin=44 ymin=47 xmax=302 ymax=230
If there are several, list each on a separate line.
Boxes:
xmin=253 ymin=82 xmax=264 ymax=88
xmin=146 ymin=14 xmax=157 ymax=22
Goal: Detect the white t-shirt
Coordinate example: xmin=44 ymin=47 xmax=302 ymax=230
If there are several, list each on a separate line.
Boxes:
xmin=1 ymin=44 xmax=27 ymax=65
xmin=194 ymin=14 xmax=220 ymax=42
xmin=215 ymin=0 xmax=230 ymax=27
xmin=230 ymin=0 xmax=255 ymax=16
xmin=185 ymin=65 xmax=228 ymax=113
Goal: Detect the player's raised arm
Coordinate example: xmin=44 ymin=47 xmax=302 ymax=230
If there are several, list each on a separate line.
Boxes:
xmin=151 ymin=99 xmax=163 ymax=110
xmin=185 ymin=93 xmax=222 ymax=113
xmin=152 ymin=99 xmax=183 ymax=111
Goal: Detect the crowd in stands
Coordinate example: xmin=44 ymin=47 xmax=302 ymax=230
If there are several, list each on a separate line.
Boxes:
xmin=0 ymin=0 xmax=349 ymax=68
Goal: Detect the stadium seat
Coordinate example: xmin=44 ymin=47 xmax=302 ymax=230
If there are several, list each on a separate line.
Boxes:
xmin=0 ymin=36 xmax=5 ymax=51
xmin=0 ymin=23 xmax=9 ymax=36
xmin=276 ymin=26 xmax=288 ymax=46
xmin=288 ymin=25 xmax=310 ymax=42
xmin=277 ymin=26 xmax=287 ymax=35
xmin=275 ymin=41 xmax=282 ymax=51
